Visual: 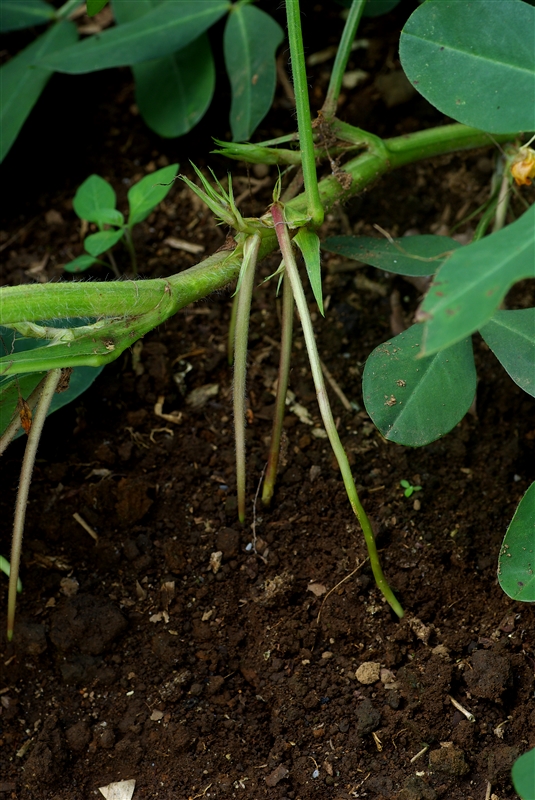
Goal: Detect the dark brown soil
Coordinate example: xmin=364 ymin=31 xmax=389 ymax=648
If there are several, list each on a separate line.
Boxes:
xmin=1 ymin=4 xmax=534 ymax=799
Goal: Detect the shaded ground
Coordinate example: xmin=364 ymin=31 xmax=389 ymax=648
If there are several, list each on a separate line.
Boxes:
xmin=1 ymin=3 xmax=534 ymax=799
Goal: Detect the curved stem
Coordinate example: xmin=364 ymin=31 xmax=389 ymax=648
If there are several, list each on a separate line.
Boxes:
xmin=7 ymin=369 xmax=62 ymax=640
xmin=233 ymin=234 xmax=261 ymax=523
xmin=322 ymin=0 xmax=367 ymax=119
xmin=285 ymin=0 xmax=324 ymax=226
xmin=272 ymin=204 xmax=403 ymax=617
xmin=262 ymin=274 xmax=294 ymax=506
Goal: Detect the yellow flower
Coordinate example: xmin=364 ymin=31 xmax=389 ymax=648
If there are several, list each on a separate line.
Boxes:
xmin=511 ymin=146 xmax=535 ymax=186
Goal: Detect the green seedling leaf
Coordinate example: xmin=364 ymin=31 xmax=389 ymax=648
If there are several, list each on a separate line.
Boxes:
xmin=400 ymin=0 xmax=535 ymax=134
xmin=73 ymin=174 xmax=116 ymax=222
xmin=363 ymin=323 xmax=476 ymax=446
xmin=134 ymin=34 xmax=215 ymax=137
xmin=498 ymin=482 xmax=535 ymax=602
xmin=90 ymin=208 xmax=124 ymax=228
xmin=0 ymin=0 xmax=55 ymax=32
xmin=0 ymin=324 xmax=104 ymax=439
xmin=39 ymin=1 xmax=230 ymax=73
xmin=84 ymin=229 xmax=124 ymax=257
xmin=417 ymin=205 xmax=535 ymax=357
xmin=0 ymin=19 xmax=77 ymax=163
xmin=480 ymin=309 xmax=535 ymax=397
xmin=127 ymin=163 xmax=179 ymax=227
xmin=87 ymin=0 xmax=108 ymax=15
xmin=512 ymin=747 xmax=535 ymax=800
xmin=224 ymin=4 xmax=284 ymax=141
xmin=322 ymin=235 xmax=461 ymax=277
xmin=63 ymin=254 xmax=102 ymax=273
xmin=294 ymin=227 xmax=324 ymax=315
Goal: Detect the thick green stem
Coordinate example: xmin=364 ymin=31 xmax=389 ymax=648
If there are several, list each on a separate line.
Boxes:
xmin=262 ymin=275 xmax=294 ymax=506
xmin=322 ymin=0 xmax=367 ymax=119
xmin=272 ymin=203 xmax=404 ymax=617
xmin=233 ymin=234 xmax=261 ymax=523
xmin=285 ymin=0 xmax=324 ymax=226
xmin=7 ymin=369 xmax=62 ymax=640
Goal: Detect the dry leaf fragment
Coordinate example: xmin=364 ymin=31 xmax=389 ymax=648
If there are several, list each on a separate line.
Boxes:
xmin=307 ymin=582 xmax=327 ymax=597
xmin=17 ymin=396 xmax=32 ymax=435
xmin=209 ymin=551 xmax=223 ymax=574
xmin=186 ymin=383 xmax=219 ymax=409
xmin=99 ymin=779 xmax=136 ymax=800
xmin=164 ymin=236 xmax=205 ymax=254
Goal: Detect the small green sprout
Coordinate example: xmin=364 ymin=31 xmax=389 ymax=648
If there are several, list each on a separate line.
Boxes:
xmin=400 ymin=479 xmax=422 ymax=498
xmin=0 ymin=556 xmax=22 ymax=593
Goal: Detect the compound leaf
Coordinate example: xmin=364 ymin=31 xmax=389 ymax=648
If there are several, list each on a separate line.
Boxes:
xmin=400 ymin=0 xmax=535 ymax=133
xmin=417 ymin=205 xmax=535 ymax=357
xmin=0 ymin=19 xmax=77 ymax=163
xmin=73 ymin=174 xmax=116 ymax=221
xmin=0 ymin=0 xmax=55 ymax=33
xmin=224 ymin=4 xmax=284 ymax=142
xmin=498 ymin=482 xmax=535 ymax=602
xmin=127 ymin=163 xmax=178 ymax=227
xmin=480 ymin=308 xmax=535 ymax=397
xmin=363 ymin=323 xmax=476 ymax=446
xmin=39 ymin=1 xmax=230 ymax=73
xmin=322 ymin=235 xmax=461 ymax=277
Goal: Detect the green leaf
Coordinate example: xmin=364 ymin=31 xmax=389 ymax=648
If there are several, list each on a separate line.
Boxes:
xmin=224 ymin=4 xmax=284 ymax=142
xmin=498 ymin=482 xmax=535 ymax=603
xmin=480 ymin=308 xmax=535 ymax=397
xmin=87 ymin=0 xmax=108 ymax=15
xmin=294 ymin=227 xmax=324 ymax=315
xmin=73 ymin=174 xmax=116 ymax=221
xmin=0 ymin=0 xmax=55 ymax=32
xmin=90 ymin=208 xmax=124 ymax=227
xmin=399 ymin=0 xmax=535 ymax=134
xmin=0 ymin=324 xmax=104 ymax=440
xmin=84 ymin=228 xmax=124 ymax=256
xmin=112 ymin=0 xmax=215 ymax=137
xmin=134 ymin=34 xmax=215 ymax=137
xmin=364 ymin=0 xmax=402 ymax=17
xmin=39 ymin=1 xmax=230 ymax=73
xmin=417 ymin=206 xmax=535 ymax=357
xmin=322 ymin=235 xmax=461 ymax=277
xmin=363 ymin=323 xmax=476 ymax=446
xmin=63 ymin=254 xmax=102 ymax=273
xmin=512 ymin=747 xmax=535 ymax=800
xmin=127 ymin=163 xmax=179 ymax=227
xmin=0 ymin=20 xmax=78 ymax=163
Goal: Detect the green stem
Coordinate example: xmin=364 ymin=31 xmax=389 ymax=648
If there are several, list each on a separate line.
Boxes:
xmin=233 ymin=234 xmax=261 ymax=523
xmin=123 ymin=228 xmax=138 ymax=276
xmin=7 ymin=369 xmax=62 ymax=640
xmin=262 ymin=274 xmax=294 ymax=506
xmin=285 ymin=0 xmax=324 ymax=227
xmin=0 ymin=376 xmax=48 ymax=457
xmin=322 ymin=0 xmax=367 ymax=119
xmin=272 ymin=203 xmax=403 ymax=618
xmin=228 ymin=293 xmax=239 ymax=365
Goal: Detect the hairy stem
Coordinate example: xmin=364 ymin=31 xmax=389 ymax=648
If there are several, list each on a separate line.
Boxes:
xmin=7 ymin=369 xmax=62 ymax=640
xmin=233 ymin=234 xmax=261 ymax=523
xmin=272 ymin=203 xmax=404 ymax=618
xmin=228 ymin=292 xmax=239 ymax=366
xmin=285 ymin=0 xmax=324 ymax=226
xmin=262 ymin=274 xmax=294 ymax=506
xmin=123 ymin=228 xmax=138 ymax=276
xmin=322 ymin=0 xmax=367 ymax=119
